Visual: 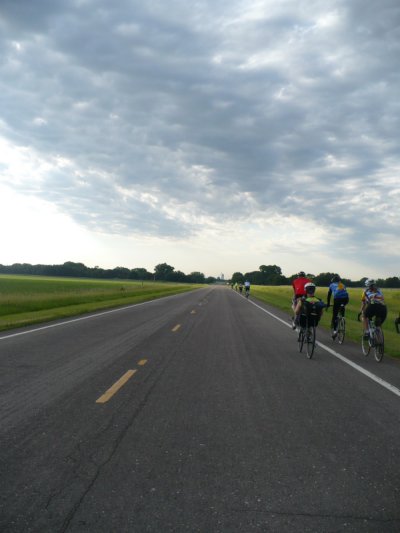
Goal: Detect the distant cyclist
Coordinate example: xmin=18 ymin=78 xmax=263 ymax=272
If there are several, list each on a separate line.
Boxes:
xmin=294 ymin=282 xmax=326 ymax=329
xmin=360 ymin=279 xmax=387 ymax=339
xmin=327 ymin=275 xmax=349 ymax=339
xmin=238 ymin=282 xmax=243 ymax=294
xmin=244 ymin=280 xmax=250 ymax=297
xmin=291 ymin=271 xmax=312 ymax=327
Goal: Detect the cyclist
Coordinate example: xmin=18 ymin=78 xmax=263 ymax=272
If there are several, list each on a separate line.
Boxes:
xmin=327 ymin=275 xmax=349 ymax=339
xmin=291 ymin=271 xmax=312 ymax=328
xmin=244 ymin=279 xmax=250 ymax=297
xmin=238 ymin=282 xmax=243 ymax=294
xmin=294 ymin=282 xmax=326 ymax=329
xmin=360 ymin=279 xmax=387 ymax=338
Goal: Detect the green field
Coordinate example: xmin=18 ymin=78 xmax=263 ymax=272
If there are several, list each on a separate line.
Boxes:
xmin=0 ymin=275 xmax=201 ymax=331
xmin=250 ymin=285 xmax=400 ymax=359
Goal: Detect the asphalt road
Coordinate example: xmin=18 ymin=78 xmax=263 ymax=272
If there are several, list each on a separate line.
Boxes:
xmin=1 ymin=286 xmax=399 ymax=532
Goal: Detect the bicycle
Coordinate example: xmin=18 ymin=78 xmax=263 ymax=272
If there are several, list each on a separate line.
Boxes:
xmin=395 ymin=312 xmax=400 ymax=334
xmin=297 ymin=314 xmax=317 ymax=359
xmin=245 ymin=288 xmax=250 ymax=299
xmin=359 ymin=314 xmax=384 ymax=362
xmin=330 ymin=303 xmax=346 ymax=344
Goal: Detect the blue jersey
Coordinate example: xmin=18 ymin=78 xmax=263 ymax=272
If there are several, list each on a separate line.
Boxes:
xmin=328 ymin=281 xmax=348 ymax=299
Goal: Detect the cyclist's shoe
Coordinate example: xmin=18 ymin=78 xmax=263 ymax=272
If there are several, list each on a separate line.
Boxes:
xmin=332 ymin=330 xmax=337 ymax=339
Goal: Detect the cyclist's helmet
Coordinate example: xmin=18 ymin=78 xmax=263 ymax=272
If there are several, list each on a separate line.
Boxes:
xmin=331 ymin=275 xmax=340 ymax=282
xmin=304 ymin=282 xmax=316 ymax=293
xmin=298 ymin=271 xmax=306 ymax=277
xmin=365 ymin=278 xmax=375 ymax=288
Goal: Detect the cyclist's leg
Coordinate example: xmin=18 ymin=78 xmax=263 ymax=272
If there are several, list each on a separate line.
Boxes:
xmin=363 ymin=305 xmax=372 ymax=337
xmin=332 ymin=300 xmax=340 ymax=330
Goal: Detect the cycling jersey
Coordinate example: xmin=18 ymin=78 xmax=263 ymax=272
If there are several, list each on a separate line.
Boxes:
xmin=328 ymin=281 xmax=348 ymax=300
xmin=362 ymin=288 xmax=385 ymax=305
xmin=292 ymin=277 xmax=312 ymax=297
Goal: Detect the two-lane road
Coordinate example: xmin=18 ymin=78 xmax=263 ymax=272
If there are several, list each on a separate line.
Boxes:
xmin=1 ymin=286 xmax=399 ymax=532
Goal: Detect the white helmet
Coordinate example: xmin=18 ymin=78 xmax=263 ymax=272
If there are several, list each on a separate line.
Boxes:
xmin=365 ymin=278 xmax=375 ymax=287
xmin=304 ymin=282 xmax=316 ymax=292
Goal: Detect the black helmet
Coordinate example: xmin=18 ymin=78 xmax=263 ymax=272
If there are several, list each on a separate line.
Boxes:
xmin=298 ymin=271 xmax=306 ymax=277
xmin=331 ymin=275 xmax=340 ymax=282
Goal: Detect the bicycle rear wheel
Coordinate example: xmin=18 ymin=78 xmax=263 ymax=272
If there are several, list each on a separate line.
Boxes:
xmin=306 ymin=327 xmax=316 ymax=359
xmin=337 ymin=316 xmax=345 ymax=344
xmin=298 ymin=329 xmax=305 ymax=352
xmin=374 ymin=328 xmax=384 ymax=362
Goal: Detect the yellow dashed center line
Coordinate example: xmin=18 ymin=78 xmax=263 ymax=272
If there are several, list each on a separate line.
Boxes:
xmin=191 ymin=310 xmax=196 ymax=314
xmin=172 ymin=324 xmax=181 ymax=332
xmin=96 ymin=369 xmax=137 ymax=404
xmin=137 ymin=359 xmax=147 ymax=366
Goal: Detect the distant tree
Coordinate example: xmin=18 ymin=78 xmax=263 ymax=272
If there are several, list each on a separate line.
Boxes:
xmin=244 ymin=270 xmax=265 ymax=285
xmin=111 ymin=266 xmax=130 ymax=279
xmin=154 ymin=262 xmax=175 ymax=280
xmin=258 ymin=265 xmax=286 ymax=285
xmin=130 ymin=267 xmax=152 ymax=280
xmin=167 ymin=270 xmax=187 ymax=282
xmin=58 ymin=261 xmax=89 ymax=277
xmin=231 ymin=272 xmax=244 ymax=284
xmin=313 ymin=272 xmax=338 ymax=286
xmin=385 ymin=276 xmax=400 ymax=288
xmin=206 ymin=276 xmax=217 ymax=284
xmin=187 ymin=271 xmax=205 ymax=284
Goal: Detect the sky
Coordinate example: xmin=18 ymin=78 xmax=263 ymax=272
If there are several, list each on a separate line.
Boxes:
xmin=0 ymin=0 xmax=399 ymax=280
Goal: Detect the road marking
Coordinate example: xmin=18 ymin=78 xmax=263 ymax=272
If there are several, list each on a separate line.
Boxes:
xmin=248 ymin=298 xmax=400 ymax=399
xmin=191 ymin=310 xmax=196 ymax=314
xmin=172 ymin=324 xmax=181 ymax=332
xmin=96 ymin=369 xmax=137 ymax=403
xmin=138 ymin=359 xmax=147 ymax=366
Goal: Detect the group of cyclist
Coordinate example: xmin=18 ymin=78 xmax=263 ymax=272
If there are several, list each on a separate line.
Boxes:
xmin=233 ymin=270 xmax=389 ymax=341
xmin=232 ymin=280 xmax=251 ymax=297
xmin=291 ymin=271 xmax=388 ymax=340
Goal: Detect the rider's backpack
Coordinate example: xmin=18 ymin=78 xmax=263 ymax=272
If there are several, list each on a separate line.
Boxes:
xmin=301 ymin=299 xmax=321 ymax=327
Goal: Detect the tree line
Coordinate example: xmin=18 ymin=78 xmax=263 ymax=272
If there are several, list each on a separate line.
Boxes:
xmin=1 ymin=261 xmax=399 ymax=288
xmin=231 ymin=265 xmax=400 ymax=288
xmin=0 ymin=261 xmax=217 ymax=284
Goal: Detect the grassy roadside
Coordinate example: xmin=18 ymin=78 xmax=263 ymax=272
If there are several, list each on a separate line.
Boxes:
xmin=0 ymin=274 xmax=203 ymax=332
xmin=250 ymin=285 xmax=400 ymax=359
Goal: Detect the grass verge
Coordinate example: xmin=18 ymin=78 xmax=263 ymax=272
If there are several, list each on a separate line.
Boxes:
xmin=0 ymin=275 xmax=202 ymax=332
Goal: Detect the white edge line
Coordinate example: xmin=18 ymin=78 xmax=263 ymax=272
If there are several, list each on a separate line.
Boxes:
xmin=248 ymin=297 xmax=400 ymax=399
xmin=0 ymin=292 xmax=182 ymax=341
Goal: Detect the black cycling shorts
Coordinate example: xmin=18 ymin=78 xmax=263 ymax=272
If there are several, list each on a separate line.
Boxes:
xmin=364 ymin=303 xmax=387 ymax=325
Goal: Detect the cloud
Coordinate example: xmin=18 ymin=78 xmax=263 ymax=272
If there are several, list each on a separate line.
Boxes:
xmin=0 ymin=0 xmax=399 ymax=276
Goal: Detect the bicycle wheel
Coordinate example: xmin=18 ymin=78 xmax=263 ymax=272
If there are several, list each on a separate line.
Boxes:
xmin=337 ymin=316 xmax=345 ymax=344
xmin=374 ymin=328 xmax=384 ymax=362
xmin=361 ymin=333 xmax=371 ymax=356
xmin=298 ymin=328 xmax=305 ymax=352
xmin=306 ymin=326 xmax=316 ymax=359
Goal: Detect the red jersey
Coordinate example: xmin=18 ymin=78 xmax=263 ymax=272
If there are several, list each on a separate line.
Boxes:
xmin=292 ymin=276 xmax=312 ymax=297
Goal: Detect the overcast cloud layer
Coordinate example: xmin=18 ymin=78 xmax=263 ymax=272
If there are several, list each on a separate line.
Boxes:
xmin=1 ymin=0 xmax=399 ymax=277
